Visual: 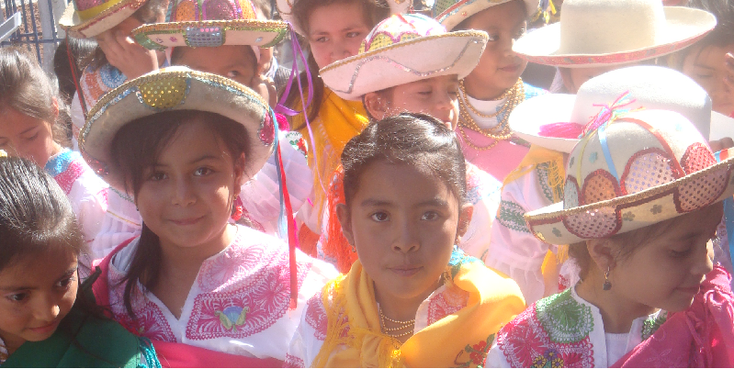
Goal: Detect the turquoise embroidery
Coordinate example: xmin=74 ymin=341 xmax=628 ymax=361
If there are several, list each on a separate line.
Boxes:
xmin=641 ymin=311 xmax=667 ymax=341
xmin=535 ymin=289 xmax=594 ymax=344
xmin=216 ymin=306 xmax=250 ymax=332
xmin=497 ymin=200 xmax=530 ymax=234
xmin=44 ymin=149 xmax=77 ymax=177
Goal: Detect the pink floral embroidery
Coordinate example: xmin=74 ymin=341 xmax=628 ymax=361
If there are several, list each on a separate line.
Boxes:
xmin=305 ymin=294 xmax=328 ymax=340
xmin=54 ymin=160 xmax=85 ymax=194
xmin=426 ymin=285 xmax=470 ymax=325
xmin=284 ymin=353 xmax=305 ymax=368
xmin=196 ymin=233 xmax=275 ymax=292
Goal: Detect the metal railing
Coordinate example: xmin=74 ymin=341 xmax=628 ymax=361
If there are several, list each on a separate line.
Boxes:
xmin=1 ymin=0 xmax=67 ymax=70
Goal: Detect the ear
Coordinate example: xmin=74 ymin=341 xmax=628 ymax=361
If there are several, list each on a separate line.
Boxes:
xmin=558 ymin=68 xmax=578 ymax=94
xmin=363 ymin=92 xmax=389 ymax=120
xmin=233 ymin=152 xmax=247 ymax=193
xmin=456 ymin=203 xmax=474 ymax=239
xmin=335 ymin=203 xmax=356 ymax=246
xmin=586 ymin=238 xmax=616 ymax=272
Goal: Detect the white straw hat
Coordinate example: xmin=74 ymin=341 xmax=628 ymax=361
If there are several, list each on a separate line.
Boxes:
xmin=433 ymin=0 xmax=539 ymax=31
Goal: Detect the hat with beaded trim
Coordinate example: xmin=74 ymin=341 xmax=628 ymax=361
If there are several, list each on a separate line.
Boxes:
xmin=508 ymin=66 xmax=734 ymax=153
xmin=275 ymin=0 xmax=412 ymax=36
xmin=79 ymin=66 xmax=276 ymax=191
xmin=59 ymin=0 xmax=148 ymax=38
xmin=511 ymin=0 xmax=716 ymax=68
xmin=523 ymin=108 xmax=734 ymax=246
xmin=433 ymin=0 xmax=540 ymax=31
xmin=131 ymin=0 xmax=288 ymax=53
xmin=320 ymin=13 xmax=488 ymax=101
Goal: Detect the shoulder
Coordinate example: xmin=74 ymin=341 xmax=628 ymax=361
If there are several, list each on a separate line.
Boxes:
xmin=45 ymin=149 xmax=108 ymax=195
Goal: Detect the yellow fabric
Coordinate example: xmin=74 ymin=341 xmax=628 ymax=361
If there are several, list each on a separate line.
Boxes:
xmin=503 ymin=145 xmax=569 ymax=283
xmin=313 ymin=255 xmax=527 ymax=367
xmin=76 ymin=0 xmax=126 ymax=21
xmin=292 ymin=88 xmax=369 ymax=227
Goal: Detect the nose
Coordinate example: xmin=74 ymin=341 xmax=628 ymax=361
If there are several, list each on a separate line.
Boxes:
xmin=33 ymin=293 xmax=61 ymax=323
xmin=331 ymin=40 xmax=353 ymax=62
xmin=392 ymin=218 xmax=420 ymax=254
xmin=692 ymin=240 xmax=715 ymax=277
xmin=171 ymin=177 xmax=196 ymax=206
xmin=432 ymin=91 xmax=455 ymax=126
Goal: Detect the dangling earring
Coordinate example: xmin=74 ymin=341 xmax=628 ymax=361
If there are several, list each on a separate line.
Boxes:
xmin=603 ymin=267 xmax=612 ymax=291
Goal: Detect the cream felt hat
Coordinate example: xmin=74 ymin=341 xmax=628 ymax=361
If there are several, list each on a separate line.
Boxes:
xmin=80 ymin=67 xmax=276 ymax=191
xmin=59 ymin=0 xmax=148 ymax=38
xmin=131 ymin=0 xmax=288 ymax=51
xmin=512 ymin=0 xmax=716 ymax=67
xmin=509 ymin=65 xmax=734 ymax=153
xmin=320 ymin=13 xmax=488 ymax=101
xmin=275 ymin=0 xmax=411 ymax=36
xmin=524 ymin=109 xmax=734 ymax=245
xmin=433 ymin=0 xmax=539 ymax=31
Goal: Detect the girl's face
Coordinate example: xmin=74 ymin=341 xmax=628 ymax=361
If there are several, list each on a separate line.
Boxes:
xmin=682 ymin=43 xmax=734 ymax=116
xmin=135 ymin=120 xmax=244 ymax=253
xmin=174 ymin=45 xmax=258 ymax=88
xmin=307 ymin=2 xmax=371 ymax=69
xmin=0 ymin=107 xmax=59 ymax=167
xmin=338 ymin=161 xmax=471 ymax=308
xmin=366 ymin=75 xmax=460 ymax=129
xmin=461 ymin=0 xmax=527 ymax=98
xmin=0 ymin=248 xmax=78 ymax=353
xmin=607 ymin=205 xmax=720 ymax=313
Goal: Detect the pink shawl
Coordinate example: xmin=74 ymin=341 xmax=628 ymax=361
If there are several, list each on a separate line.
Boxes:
xmin=612 ymin=266 xmax=734 ymax=367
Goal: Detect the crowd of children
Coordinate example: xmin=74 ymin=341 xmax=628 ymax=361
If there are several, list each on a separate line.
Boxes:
xmin=1 ymin=0 xmax=734 ymax=366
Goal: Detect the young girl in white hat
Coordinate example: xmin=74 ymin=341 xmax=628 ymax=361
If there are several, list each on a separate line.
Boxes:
xmin=432 ymin=0 xmax=545 ymax=182
xmin=285 ymin=114 xmax=525 ymax=367
xmin=316 ymin=13 xmax=501 ymax=270
xmin=81 ymin=67 xmax=337 ymax=365
xmin=486 ymin=107 xmax=734 ymax=367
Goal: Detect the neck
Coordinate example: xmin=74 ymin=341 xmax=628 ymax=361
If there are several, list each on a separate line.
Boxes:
xmin=158 ymin=223 xmax=236 ymax=283
xmin=373 ymin=277 xmax=443 ymax=341
xmin=463 ymin=77 xmax=509 ymax=101
xmin=575 ymin=269 xmax=658 ymax=333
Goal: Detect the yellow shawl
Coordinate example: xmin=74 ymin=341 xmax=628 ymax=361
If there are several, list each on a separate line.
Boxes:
xmin=292 ymin=88 xmax=369 ymax=226
xmin=313 ymin=251 xmax=526 ymax=367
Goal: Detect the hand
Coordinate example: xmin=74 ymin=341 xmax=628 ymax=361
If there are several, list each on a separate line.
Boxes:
xmin=710 ymin=137 xmax=734 ymax=153
xmin=97 ymin=30 xmax=159 ymax=80
xmin=251 ymin=75 xmax=277 ymax=108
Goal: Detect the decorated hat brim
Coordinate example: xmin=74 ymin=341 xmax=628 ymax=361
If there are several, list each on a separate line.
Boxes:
xmin=512 ymin=7 xmax=715 ymax=68
xmin=436 ymin=0 xmax=539 ymax=31
xmin=131 ymin=20 xmax=289 ymax=50
xmin=320 ymin=30 xmax=488 ymax=101
xmin=524 ymin=151 xmax=734 ymax=245
xmin=58 ymin=0 xmax=146 ymax=38
xmin=79 ymin=68 xmax=275 ymax=192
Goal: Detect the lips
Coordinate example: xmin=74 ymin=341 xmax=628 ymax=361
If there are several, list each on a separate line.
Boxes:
xmin=170 ymin=216 xmax=204 ymax=226
xmin=28 ymin=319 xmax=59 ymax=335
xmin=498 ymin=64 xmax=521 ymax=73
xmin=389 ymin=265 xmax=423 ymax=277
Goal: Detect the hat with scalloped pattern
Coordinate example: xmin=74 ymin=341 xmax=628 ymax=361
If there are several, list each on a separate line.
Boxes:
xmin=275 ymin=0 xmax=411 ymax=35
xmin=433 ymin=0 xmax=539 ymax=31
xmin=524 ymin=108 xmax=734 ymax=245
xmin=320 ymin=13 xmax=488 ymax=101
xmin=59 ymin=0 xmax=148 ymax=38
xmin=80 ymin=66 xmax=275 ymax=191
xmin=131 ymin=0 xmax=288 ymax=52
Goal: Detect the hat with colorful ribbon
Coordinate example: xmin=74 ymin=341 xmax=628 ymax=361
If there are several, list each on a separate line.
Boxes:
xmin=131 ymin=0 xmax=288 ymax=52
xmin=320 ymin=13 xmax=488 ymax=101
xmin=433 ymin=0 xmax=540 ymax=31
xmin=512 ymin=0 xmax=716 ymax=67
xmin=59 ymin=0 xmax=148 ymax=38
xmin=80 ymin=66 xmax=275 ymax=191
xmin=524 ymin=108 xmax=734 ymax=245
xmin=276 ymin=0 xmax=411 ymax=36
xmin=509 ymin=65 xmax=734 ymax=153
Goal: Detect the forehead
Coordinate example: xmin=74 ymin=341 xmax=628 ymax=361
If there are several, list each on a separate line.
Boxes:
xmin=690 ymin=44 xmax=734 ymax=67
xmin=0 ymin=108 xmax=47 ymax=136
xmin=352 ymin=160 xmax=458 ymax=205
xmin=308 ymin=2 xmax=368 ymax=33
xmin=174 ymin=45 xmax=257 ymax=69
xmin=156 ymin=120 xmax=233 ymax=163
xmin=463 ymin=0 xmax=526 ymax=29
xmin=0 ymin=247 xmax=77 ymax=287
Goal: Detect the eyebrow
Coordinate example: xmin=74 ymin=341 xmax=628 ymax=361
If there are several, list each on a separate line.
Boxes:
xmin=20 ymin=125 xmax=38 ymax=136
xmin=153 ymin=154 xmax=222 ymax=168
xmin=0 ymin=267 xmax=77 ymax=291
xmin=359 ymin=198 xmax=450 ymax=208
xmin=692 ymin=63 xmax=715 ymax=70
xmin=311 ymin=24 xmax=365 ymax=36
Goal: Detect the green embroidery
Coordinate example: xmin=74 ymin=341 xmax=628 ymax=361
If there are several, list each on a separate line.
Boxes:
xmin=641 ymin=311 xmax=667 ymax=341
xmin=497 ymin=200 xmax=530 ymax=234
xmin=536 ymin=163 xmax=564 ymax=203
xmin=453 ymin=333 xmax=495 ymax=368
xmin=535 ymin=290 xmax=594 ymax=344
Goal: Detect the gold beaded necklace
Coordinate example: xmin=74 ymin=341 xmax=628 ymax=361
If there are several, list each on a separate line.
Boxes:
xmin=379 ymin=306 xmax=415 ymax=339
xmin=458 ymin=78 xmax=525 ymax=151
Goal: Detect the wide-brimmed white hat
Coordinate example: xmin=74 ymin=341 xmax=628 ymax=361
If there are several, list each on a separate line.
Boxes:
xmin=59 ymin=0 xmax=148 ymax=38
xmin=509 ymin=66 xmax=734 ymax=153
xmin=433 ymin=0 xmax=539 ymax=31
xmin=275 ymin=0 xmax=411 ymax=36
xmin=80 ymin=67 xmax=276 ymax=191
xmin=525 ymin=109 xmax=734 ymax=245
xmin=320 ymin=13 xmax=488 ymax=101
xmin=512 ymin=0 xmax=716 ymax=68
xmin=131 ymin=0 xmax=288 ymax=52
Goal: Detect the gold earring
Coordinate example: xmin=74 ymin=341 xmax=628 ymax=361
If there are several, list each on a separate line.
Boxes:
xmin=603 ymin=267 xmax=612 ymax=291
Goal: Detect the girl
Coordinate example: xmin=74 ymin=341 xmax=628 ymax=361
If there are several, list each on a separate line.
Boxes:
xmin=82 ymin=67 xmax=337 ymax=366
xmin=486 ymin=108 xmax=734 ymax=367
xmin=0 ymin=48 xmax=108 ymax=261
xmin=285 ymin=113 xmax=526 ymax=367
xmin=0 ymin=154 xmax=159 ymax=367
xmin=130 ymin=0 xmax=314 ymax=238
xmin=432 ymin=0 xmax=544 ymax=182
xmin=318 ymin=13 xmax=498 ymax=269
xmin=275 ymin=0 xmax=394 ymax=253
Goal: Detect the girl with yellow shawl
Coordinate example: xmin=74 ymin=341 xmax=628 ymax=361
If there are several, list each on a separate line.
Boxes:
xmin=284 ymin=114 xmax=525 ymax=368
